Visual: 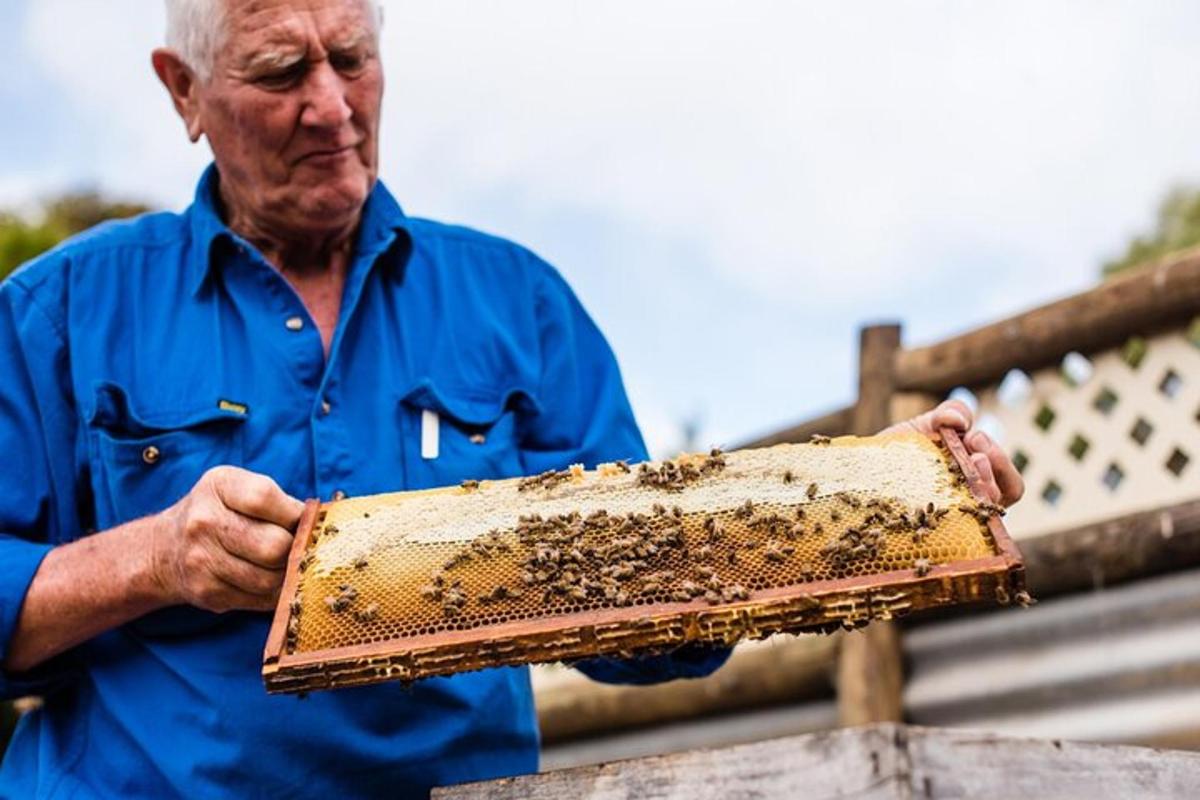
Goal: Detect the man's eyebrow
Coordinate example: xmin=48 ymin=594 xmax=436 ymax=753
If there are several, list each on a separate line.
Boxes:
xmin=241 ymin=45 xmax=307 ymax=74
xmin=326 ymin=26 xmax=376 ymax=54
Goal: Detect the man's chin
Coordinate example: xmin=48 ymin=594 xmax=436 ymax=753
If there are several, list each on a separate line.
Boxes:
xmin=290 ymin=178 xmax=372 ymax=227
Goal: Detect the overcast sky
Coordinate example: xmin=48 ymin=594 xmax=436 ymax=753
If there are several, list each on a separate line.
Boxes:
xmin=3 ymin=1 xmax=1199 ymax=455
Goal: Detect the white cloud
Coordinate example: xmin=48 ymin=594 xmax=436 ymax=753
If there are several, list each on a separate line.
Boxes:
xmin=15 ymin=0 xmax=1200 ymax=444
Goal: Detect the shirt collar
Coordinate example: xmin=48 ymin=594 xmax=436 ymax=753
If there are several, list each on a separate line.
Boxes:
xmin=185 ymin=163 xmax=412 ymax=297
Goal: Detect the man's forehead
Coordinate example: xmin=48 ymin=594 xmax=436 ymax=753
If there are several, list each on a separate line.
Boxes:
xmin=224 ymin=0 xmax=375 ymax=55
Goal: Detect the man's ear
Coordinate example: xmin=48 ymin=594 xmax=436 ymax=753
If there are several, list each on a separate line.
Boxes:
xmin=152 ymin=48 xmax=205 ymax=142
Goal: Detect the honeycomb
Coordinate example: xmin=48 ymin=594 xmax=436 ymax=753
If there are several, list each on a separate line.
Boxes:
xmin=263 ymin=430 xmax=1025 ymax=693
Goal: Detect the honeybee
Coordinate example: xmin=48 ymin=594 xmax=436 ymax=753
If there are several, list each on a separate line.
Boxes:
xmin=325 ymin=596 xmax=350 ymax=613
xmin=807 ymin=483 xmax=819 ymax=500
xmin=460 ymin=479 xmax=480 ymax=491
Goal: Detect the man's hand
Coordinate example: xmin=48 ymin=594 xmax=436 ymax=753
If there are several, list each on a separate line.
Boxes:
xmin=151 ymin=467 xmax=305 ymax=612
xmin=883 ymin=399 xmax=1024 ymax=507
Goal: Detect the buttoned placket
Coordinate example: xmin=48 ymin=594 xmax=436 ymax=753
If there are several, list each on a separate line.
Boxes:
xmin=309 ymin=231 xmax=405 ymax=503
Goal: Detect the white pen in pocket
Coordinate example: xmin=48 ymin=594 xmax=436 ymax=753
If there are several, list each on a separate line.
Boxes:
xmin=421 ymin=409 xmax=440 ymax=460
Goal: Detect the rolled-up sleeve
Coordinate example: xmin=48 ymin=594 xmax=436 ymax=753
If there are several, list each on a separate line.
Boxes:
xmin=520 ymin=258 xmax=731 ymax=685
xmin=0 ymin=272 xmax=82 ymax=698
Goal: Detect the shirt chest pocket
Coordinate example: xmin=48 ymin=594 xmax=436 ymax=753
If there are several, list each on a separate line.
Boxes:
xmin=399 ymin=381 xmax=539 ymax=490
xmin=86 ymin=383 xmax=248 ymax=533
xmin=86 ymin=384 xmax=249 ymax=638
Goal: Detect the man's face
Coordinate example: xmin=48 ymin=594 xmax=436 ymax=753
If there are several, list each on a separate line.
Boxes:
xmin=196 ymin=0 xmax=382 ymax=234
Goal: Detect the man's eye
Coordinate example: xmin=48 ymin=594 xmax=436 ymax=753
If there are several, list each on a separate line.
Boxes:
xmin=330 ymin=53 xmax=366 ymax=75
xmin=257 ymin=64 xmax=306 ymax=88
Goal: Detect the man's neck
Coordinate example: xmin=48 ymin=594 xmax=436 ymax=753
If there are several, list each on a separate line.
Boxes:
xmin=219 ymin=187 xmax=357 ymax=357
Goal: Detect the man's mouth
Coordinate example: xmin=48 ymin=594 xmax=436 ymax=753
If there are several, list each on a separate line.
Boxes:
xmin=296 ymin=145 xmax=357 ymax=164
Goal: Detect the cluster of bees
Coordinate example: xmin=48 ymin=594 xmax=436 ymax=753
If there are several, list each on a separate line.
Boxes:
xmin=322 ymin=582 xmax=380 ymax=623
xmin=415 ymin=499 xmax=763 ymax=619
xmin=636 ymin=448 xmax=727 ymax=492
xmin=419 ymin=574 xmax=470 ymax=618
xmin=516 ymin=468 xmax=574 ymax=493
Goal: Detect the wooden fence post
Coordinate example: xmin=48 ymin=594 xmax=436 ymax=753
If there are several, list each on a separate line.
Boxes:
xmin=837 ymin=323 xmax=905 ymax=726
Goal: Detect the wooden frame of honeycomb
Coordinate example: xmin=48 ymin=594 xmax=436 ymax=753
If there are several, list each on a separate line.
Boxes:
xmin=262 ymin=428 xmax=1025 ymax=693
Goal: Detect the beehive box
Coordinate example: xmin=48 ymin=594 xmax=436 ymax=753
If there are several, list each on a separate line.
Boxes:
xmin=262 ymin=429 xmax=1025 ymax=693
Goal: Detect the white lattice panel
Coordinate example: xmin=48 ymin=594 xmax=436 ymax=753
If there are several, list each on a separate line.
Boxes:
xmin=974 ymin=324 xmax=1200 ymax=540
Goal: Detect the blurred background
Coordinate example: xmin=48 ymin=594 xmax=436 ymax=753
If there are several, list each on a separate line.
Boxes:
xmin=3 ymin=0 xmax=1200 ymax=773
xmin=5 ymin=0 xmax=1200 ymax=454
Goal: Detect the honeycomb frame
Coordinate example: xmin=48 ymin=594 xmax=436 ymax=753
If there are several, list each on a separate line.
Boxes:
xmin=263 ymin=429 xmax=1025 ymax=693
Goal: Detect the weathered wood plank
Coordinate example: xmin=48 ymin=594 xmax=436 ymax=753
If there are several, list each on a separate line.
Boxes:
xmin=906 ymin=726 xmax=1200 ymax=798
xmin=893 ymin=247 xmax=1200 ymax=393
xmin=435 ymin=725 xmax=906 ymax=800
xmin=434 ymin=724 xmax=1200 ymax=799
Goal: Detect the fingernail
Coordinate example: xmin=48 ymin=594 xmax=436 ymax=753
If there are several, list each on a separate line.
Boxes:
xmin=968 ymin=430 xmax=989 ymax=448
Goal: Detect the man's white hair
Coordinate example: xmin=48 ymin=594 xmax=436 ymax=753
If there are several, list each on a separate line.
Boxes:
xmin=164 ymin=0 xmax=382 ymax=83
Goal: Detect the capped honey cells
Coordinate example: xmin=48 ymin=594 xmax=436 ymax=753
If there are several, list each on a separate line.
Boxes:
xmin=263 ymin=430 xmax=1026 ymax=693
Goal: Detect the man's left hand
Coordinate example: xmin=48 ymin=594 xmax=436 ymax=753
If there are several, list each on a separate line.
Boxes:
xmin=882 ymin=399 xmax=1024 ymax=507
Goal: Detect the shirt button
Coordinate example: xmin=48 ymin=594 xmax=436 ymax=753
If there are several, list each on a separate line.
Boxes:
xmin=332 ymin=489 xmax=347 ymax=501
xmin=142 ymin=445 xmax=161 ymax=465
xmin=321 ymin=400 xmax=332 ymax=416
xmin=285 ymin=316 xmax=304 ymax=332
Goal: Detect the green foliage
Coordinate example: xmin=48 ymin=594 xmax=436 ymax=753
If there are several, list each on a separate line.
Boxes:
xmin=0 ymin=192 xmax=151 ymax=283
xmin=1104 ymin=186 xmax=1200 ymax=277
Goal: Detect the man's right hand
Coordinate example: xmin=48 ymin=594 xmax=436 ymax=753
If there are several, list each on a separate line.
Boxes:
xmin=150 ymin=467 xmax=305 ymax=613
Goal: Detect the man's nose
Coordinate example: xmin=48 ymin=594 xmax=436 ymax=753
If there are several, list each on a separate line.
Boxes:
xmin=300 ymin=62 xmax=353 ymax=129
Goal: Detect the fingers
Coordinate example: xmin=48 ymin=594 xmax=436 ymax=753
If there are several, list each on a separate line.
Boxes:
xmin=966 ymin=430 xmax=1025 ymax=506
xmin=210 ymin=552 xmax=284 ymax=600
xmin=970 ymin=452 xmax=1004 ymax=504
xmin=217 ymin=518 xmax=294 ymax=570
xmin=210 ymin=467 xmax=305 ymax=529
xmin=931 ymin=399 xmax=973 ymax=433
xmin=207 ymin=573 xmax=280 ymax=613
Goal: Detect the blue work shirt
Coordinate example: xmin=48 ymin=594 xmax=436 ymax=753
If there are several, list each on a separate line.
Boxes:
xmin=0 ymin=165 xmax=729 ymax=798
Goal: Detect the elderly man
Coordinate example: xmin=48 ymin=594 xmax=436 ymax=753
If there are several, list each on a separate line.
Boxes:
xmin=0 ymin=0 xmax=1022 ymax=796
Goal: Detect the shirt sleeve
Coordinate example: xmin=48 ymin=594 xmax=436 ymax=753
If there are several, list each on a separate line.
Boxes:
xmin=521 ymin=258 xmax=731 ymax=685
xmin=0 ymin=274 xmax=85 ymax=698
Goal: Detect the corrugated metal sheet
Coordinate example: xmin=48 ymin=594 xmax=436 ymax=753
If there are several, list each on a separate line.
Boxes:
xmin=905 ymin=567 xmax=1200 ymax=748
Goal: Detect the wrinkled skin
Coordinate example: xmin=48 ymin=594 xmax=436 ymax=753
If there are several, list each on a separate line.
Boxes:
xmin=154 ymin=0 xmax=382 ymax=250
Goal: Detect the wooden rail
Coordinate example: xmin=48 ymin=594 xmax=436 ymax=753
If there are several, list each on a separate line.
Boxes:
xmin=736 ymin=405 xmax=854 ymax=449
xmin=894 ymin=247 xmax=1200 ymax=393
